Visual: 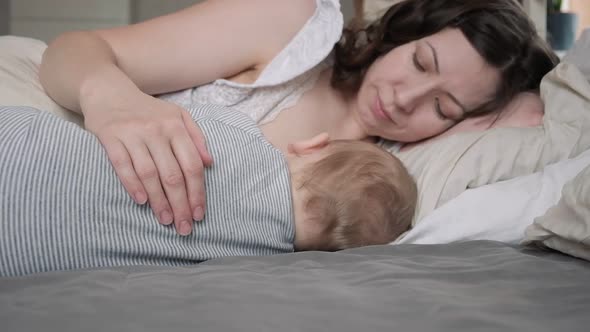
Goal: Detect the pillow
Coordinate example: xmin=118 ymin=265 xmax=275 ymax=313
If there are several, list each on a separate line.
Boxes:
xmin=523 ymin=30 xmax=590 ymax=261
xmin=563 ymin=29 xmax=590 ymax=79
xmin=395 ymin=148 xmax=590 ymax=245
xmin=522 ymin=164 xmax=590 ymax=261
xmin=393 ymin=29 xmax=590 ymax=252
xmin=391 ymin=30 xmax=590 ymax=225
xmin=0 ymin=36 xmax=83 ymax=126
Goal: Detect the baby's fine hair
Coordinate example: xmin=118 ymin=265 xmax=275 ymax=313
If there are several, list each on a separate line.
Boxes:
xmin=298 ymin=140 xmax=417 ymax=251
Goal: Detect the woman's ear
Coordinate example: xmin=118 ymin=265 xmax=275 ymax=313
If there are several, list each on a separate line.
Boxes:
xmin=287 ymin=133 xmax=330 ymax=155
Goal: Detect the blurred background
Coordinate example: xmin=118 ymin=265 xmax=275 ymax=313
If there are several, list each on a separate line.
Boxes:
xmin=547 ymin=0 xmax=590 ymax=52
xmin=0 ymin=0 xmax=354 ymax=43
xmin=0 ymin=0 xmax=588 ymax=53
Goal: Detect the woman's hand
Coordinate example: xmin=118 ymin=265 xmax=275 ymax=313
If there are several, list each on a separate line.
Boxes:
xmin=83 ymin=92 xmax=212 ymax=236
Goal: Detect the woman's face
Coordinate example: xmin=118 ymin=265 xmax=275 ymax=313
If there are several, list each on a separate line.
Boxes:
xmin=354 ymin=28 xmax=501 ymax=142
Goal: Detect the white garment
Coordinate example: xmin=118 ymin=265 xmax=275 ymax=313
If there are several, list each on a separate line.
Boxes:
xmin=159 ymin=0 xmax=343 ymax=125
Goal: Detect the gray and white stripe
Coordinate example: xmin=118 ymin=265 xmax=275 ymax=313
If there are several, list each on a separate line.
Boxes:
xmin=0 ymin=105 xmax=294 ymax=277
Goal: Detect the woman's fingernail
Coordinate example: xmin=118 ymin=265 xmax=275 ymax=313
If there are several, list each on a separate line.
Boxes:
xmin=193 ymin=206 xmax=204 ymax=221
xmin=180 ymin=221 xmax=192 ymax=236
xmin=159 ymin=210 xmax=173 ymax=225
xmin=135 ymin=192 xmax=147 ymax=204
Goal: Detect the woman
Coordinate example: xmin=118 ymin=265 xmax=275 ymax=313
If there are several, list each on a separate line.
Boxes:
xmin=39 ymin=0 xmax=558 ymax=235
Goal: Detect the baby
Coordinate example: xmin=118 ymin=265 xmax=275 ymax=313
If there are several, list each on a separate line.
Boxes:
xmin=0 ymin=105 xmax=416 ymax=277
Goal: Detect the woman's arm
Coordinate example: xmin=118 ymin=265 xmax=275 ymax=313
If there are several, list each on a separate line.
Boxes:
xmin=39 ymin=0 xmax=317 ymax=235
xmin=40 ymin=0 xmax=316 ymax=109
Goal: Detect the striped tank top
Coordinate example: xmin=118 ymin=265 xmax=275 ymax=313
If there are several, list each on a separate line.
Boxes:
xmin=0 ymin=105 xmax=294 ymax=277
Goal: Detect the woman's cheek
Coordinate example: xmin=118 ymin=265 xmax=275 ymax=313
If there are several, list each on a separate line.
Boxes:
xmin=419 ymin=119 xmax=446 ymax=140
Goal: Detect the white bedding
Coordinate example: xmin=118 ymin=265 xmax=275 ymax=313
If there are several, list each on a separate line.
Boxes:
xmin=397 ymin=148 xmax=590 ymax=244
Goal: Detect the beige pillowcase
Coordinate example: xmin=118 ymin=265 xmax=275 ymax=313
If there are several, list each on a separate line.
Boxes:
xmin=0 ymin=36 xmax=83 ymax=126
xmin=519 ymin=29 xmax=590 ymax=261
xmin=523 ymin=165 xmax=590 ymax=261
xmin=563 ymin=29 xmax=590 ymax=80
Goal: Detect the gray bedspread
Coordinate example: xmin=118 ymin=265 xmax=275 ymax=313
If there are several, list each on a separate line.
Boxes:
xmin=1 ymin=241 xmax=589 ymax=332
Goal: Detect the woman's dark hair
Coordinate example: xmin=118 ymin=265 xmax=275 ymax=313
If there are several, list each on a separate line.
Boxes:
xmin=332 ymin=0 xmax=560 ymax=117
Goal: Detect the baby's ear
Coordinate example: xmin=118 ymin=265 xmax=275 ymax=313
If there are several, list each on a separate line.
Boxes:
xmin=288 ymin=133 xmax=330 ymax=155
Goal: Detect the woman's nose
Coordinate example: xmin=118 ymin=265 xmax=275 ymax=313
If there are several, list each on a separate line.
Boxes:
xmin=394 ymin=81 xmax=434 ymax=114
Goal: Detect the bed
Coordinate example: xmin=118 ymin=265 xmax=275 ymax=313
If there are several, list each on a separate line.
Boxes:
xmin=1 ymin=24 xmax=590 ymax=332
xmin=0 ymin=241 xmax=590 ymax=332
xmin=1 ymin=241 xmax=589 ymax=332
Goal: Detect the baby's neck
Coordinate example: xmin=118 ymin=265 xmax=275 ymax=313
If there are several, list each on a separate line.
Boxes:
xmin=284 ymin=154 xmax=314 ymax=251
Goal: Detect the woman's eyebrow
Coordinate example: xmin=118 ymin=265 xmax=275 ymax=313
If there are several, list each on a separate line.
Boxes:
xmin=425 ymin=40 xmax=468 ymax=115
xmin=425 ymin=41 xmax=440 ymax=74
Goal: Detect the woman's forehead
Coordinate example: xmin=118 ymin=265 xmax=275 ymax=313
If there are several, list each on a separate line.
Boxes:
xmin=423 ymin=29 xmax=500 ymax=109
xmin=423 ymin=29 xmax=490 ymax=74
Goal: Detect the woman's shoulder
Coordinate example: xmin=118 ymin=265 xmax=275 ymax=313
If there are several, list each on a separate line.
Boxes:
xmin=160 ymin=0 xmax=343 ymax=117
xmin=253 ymin=0 xmax=343 ymax=86
xmin=218 ymin=0 xmax=342 ymax=87
xmin=92 ymin=0 xmax=324 ymax=95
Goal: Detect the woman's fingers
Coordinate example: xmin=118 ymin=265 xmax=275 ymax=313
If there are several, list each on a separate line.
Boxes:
xmin=101 ymin=135 xmax=174 ymax=225
xmin=181 ymin=110 xmax=210 ymax=217
xmin=182 ymin=110 xmax=213 ymax=167
xmin=127 ymin=140 xmax=174 ymax=226
xmin=100 ymin=136 xmax=147 ymax=205
xmin=146 ymin=137 xmax=194 ymax=236
xmin=88 ymin=96 xmax=211 ymax=236
xmin=171 ymin=133 xmax=206 ymax=222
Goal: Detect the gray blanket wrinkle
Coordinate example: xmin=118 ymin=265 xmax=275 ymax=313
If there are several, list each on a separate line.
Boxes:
xmin=1 ymin=241 xmax=589 ymax=332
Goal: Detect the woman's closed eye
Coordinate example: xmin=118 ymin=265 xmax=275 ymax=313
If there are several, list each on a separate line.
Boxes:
xmin=413 ymin=52 xmax=451 ymax=121
xmin=434 ymin=97 xmax=450 ymax=121
xmin=412 ymin=53 xmax=426 ymax=72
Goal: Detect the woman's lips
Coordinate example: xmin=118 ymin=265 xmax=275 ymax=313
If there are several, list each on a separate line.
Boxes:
xmin=373 ymin=95 xmax=394 ymax=123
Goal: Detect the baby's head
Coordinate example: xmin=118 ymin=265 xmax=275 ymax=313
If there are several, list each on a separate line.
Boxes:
xmin=286 ymin=134 xmax=417 ymax=251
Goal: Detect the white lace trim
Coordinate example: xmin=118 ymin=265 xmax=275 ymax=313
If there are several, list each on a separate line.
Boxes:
xmin=253 ymin=0 xmax=342 ymax=86
xmin=210 ymin=0 xmax=342 ymax=89
xmin=159 ymin=0 xmax=343 ymax=125
xmin=257 ymin=60 xmax=329 ymax=125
